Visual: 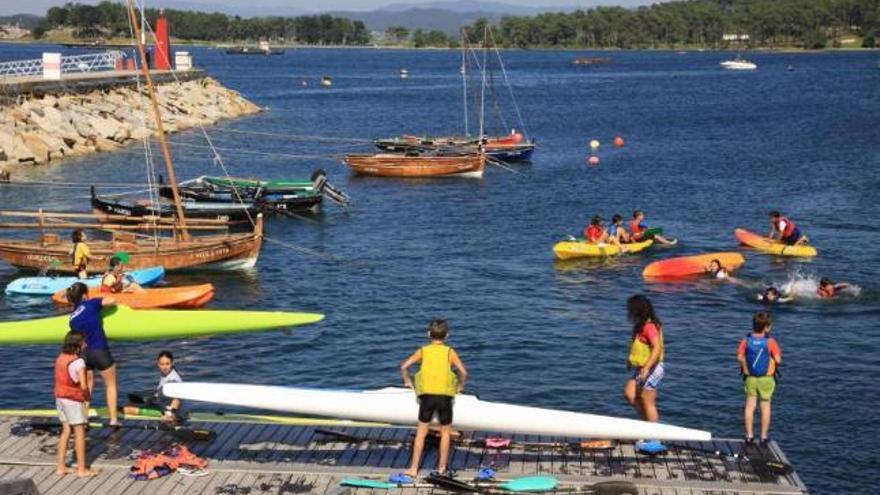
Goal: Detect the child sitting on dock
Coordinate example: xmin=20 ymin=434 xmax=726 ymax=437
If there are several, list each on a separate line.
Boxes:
xmin=54 ymin=330 xmax=98 ymax=477
xmin=70 ymin=230 xmax=91 ymax=279
xmin=769 ymin=211 xmax=807 ymax=245
xmin=585 ymin=215 xmax=609 ymax=244
xmin=629 ymin=210 xmax=676 ymax=245
xmin=396 ymin=319 xmax=468 ymax=482
xmin=101 ymin=255 xmax=143 ymax=293
xmin=737 ymin=312 xmax=782 ymax=445
xmin=608 ymin=214 xmax=630 ymax=245
xmin=156 ymin=351 xmax=184 ymax=423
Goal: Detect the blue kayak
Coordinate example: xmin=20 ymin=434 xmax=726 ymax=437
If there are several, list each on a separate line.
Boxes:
xmin=4 ymin=267 xmax=165 ymax=296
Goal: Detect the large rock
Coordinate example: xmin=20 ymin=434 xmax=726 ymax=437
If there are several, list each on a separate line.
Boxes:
xmin=20 ymin=132 xmax=50 ymax=164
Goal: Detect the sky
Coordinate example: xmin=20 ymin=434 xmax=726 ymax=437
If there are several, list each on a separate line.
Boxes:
xmin=0 ymin=0 xmax=658 ymax=17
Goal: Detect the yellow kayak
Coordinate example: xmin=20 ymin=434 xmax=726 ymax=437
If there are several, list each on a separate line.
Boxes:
xmin=553 ymin=239 xmax=653 ymax=260
xmin=735 ymin=228 xmax=818 ymax=257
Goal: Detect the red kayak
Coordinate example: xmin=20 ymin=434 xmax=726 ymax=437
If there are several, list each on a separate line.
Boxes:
xmin=643 ymin=252 xmax=745 ymax=279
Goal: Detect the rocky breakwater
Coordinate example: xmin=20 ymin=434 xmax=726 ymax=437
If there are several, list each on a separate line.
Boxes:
xmin=0 ymin=76 xmax=261 ymax=167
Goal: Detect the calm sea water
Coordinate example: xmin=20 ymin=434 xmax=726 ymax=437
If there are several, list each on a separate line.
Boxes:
xmin=0 ymin=44 xmax=878 ymax=493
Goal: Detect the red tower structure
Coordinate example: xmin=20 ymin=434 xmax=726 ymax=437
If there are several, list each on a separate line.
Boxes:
xmin=155 ymin=9 xmax=171 ymax=70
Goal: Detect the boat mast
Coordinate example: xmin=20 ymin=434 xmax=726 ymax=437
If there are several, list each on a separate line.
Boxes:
xmin=126 ymin=0 xmax=189 ymax=240
xmin=478 ymin=26 xmax=488 ymax=146
xmin=461 ymin=28 xmax=469 ymax=137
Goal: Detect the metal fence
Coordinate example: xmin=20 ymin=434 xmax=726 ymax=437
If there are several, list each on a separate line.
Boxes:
xmin=0 ymin=51 xmax=124 ymax=78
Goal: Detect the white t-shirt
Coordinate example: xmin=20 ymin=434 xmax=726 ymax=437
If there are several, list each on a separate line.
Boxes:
xmin=156 ymin=368 xmax=182 ymax=402
xmin=67 ymin=358 xmax=86 ymax=383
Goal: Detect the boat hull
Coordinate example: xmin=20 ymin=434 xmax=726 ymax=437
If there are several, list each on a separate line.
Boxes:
xmin=0 ymin=216 xmax=263 ymax=274
xmin=344 ymin=154 xmax=485 ymax=178
xmin=553 ymin=239 xmax=653 ymax=260
xmin=735 ymin=228 xmax=817 ymax=257
xmin=5 ymin=267 xmax=165 ymax=295
xmin=52 ymin=284 xmax=215 ymax=309
xmin=643 ymin=252 xmax=745 ymax=278
xmin=0 ymin=306 xmax=324 ymax=345
xmin=163 ymin=384 xmax=712 ymax=442
xmin=92 ymin=193 xmax=255 ymax=222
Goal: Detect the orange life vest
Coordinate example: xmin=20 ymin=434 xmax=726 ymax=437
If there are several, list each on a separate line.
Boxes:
xmin=54 ymin=354 xmax=86 ymax=402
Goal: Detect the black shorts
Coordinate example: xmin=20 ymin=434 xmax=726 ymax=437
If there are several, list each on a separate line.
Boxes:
xmin=83 ymin=348 xmax=115 ymax=371
xmin=418 ymin=394 xmax=453 ymax=425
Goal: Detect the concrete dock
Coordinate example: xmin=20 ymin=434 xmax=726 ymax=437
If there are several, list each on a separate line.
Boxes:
xmin=0 ymin=69 xmax=205 ymax=100
xmin=0 ymin=413 xmax=809 ymax=494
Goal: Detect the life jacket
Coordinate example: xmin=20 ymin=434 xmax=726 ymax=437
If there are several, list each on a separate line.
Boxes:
xmin=628 ymin=322 xmax=664 ymax=367
xmin=101 ymin=272 xmax=123 ymax=293
xmin=414 ymin=344 xmax=458 ymax=397
xmin=744 ymin=334 xmax=775 ymax=376
xmin=130 ymin=445 xmax=207 ymax=480
xmin=585 ymin=225 xmax=603 ymax=243
xmin=776 ymin=217 xmax=796 ymax=238
xmin=629 ymin=220 xmax=644 ymax=239
xmin=54 ymin=353 xmax=86 ymax=402
xmin=817 ymin=285 xmax=835 ymax=298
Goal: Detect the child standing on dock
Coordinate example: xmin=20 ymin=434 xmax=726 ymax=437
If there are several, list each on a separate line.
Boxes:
xmin=624 ymin=295 xmax=665 ymax=423
xmin=397 ymin=319 xmax=468 ymax=482
xmin=54 ymin=330 xmax=98 ymax=477
xmin=737 ymin=311 xmax=782 ymax=444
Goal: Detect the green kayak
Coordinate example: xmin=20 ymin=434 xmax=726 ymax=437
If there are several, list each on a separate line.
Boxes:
xmin=0 ymin=305 xmax=324 ymax=345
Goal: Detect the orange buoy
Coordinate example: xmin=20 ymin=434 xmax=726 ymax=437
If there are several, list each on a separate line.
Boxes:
xmin=587 ymin=156 xmax=600 ymax=165
xmin=614 ymin=136 xmax=625 ymax=148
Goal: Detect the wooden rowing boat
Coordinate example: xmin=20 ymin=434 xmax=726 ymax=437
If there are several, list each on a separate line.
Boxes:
xmin=343 ymin=153 xmax=485 ymax=178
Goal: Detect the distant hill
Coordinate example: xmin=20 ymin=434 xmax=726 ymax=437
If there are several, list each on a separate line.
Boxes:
xmin=329 ymin=8 xmax=507 ymax=35
xmin=0 ymin=14 xmax=42 ymax=29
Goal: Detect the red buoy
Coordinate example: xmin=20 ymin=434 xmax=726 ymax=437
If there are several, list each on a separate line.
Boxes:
xmin=614 ymin=136 xmax=625 ymax=148
xmin=587 ymin=156 xmax=600 ymax=165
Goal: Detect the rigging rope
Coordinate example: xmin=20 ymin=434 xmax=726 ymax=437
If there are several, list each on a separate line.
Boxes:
xmin=488 ymin=28 xmax=530 ymax=140
xmin=208 ymin=128 xmax=373 ymax=144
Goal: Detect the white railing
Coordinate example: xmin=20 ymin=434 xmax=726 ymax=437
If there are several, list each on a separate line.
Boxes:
xmin=0 ymin=51 xmax=124 ymax=78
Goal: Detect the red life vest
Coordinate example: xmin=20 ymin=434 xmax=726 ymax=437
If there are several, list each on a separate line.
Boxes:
xmin=629 ymin=220 xmax=644 ymax=239
xmin=817 ymin=285 xmax=835 ymax=298
xmin=776 ymin=217 xmax=796 ymax=238
xmin=54 ymin=354 xmax=86 ymax=402
xmin=585 ymin=225 xmax=603 ymax=242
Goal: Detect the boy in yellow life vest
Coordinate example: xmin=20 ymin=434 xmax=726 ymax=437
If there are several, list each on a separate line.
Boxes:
xmin=396 ymin=319 xmax=468 ymax=482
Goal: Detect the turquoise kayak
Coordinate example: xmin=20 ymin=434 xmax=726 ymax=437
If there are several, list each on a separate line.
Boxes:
xmin=5 ymin=267 xmax=165 ymax=296
xmin=0 ymin=305 xmax=324 ymax=345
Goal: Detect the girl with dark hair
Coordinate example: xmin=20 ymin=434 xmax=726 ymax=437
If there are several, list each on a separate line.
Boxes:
xmin=155 ymin=351 xmax=184 ymax=422
xmin=624 ymin=295 xmax=665 ymax=424
xmin=66 ymin=282 xmax=120 ymax=427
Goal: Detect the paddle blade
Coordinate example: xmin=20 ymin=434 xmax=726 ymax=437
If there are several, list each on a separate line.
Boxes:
xmin=499 ymin=476 xmax=558 ymax=492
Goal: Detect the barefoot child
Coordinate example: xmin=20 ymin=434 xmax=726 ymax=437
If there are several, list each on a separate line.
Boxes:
xmin=156 ymin=351 xmax=184 ymax=423
xmin=623 ymin=295 xmax=666 ymax=452
xmin=55 ymin=331 xmax=98 ymax=477
xmin=737 ymin=311 xmax=782 ymax=444
xmin=70 ymin=230 xmax=91 ymax=280
xmin=395 ymin=320 xmax=468 ymax=482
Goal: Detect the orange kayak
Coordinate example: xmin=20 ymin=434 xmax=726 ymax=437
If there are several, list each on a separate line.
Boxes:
xmin=643 ymin=252 xmax=745 ymax=279
xmin=53 ymin=284 xmax=214 ymax=309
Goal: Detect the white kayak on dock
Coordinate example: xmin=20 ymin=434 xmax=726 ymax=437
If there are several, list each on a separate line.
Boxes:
xmin=163 ymin=383 xmax=711 ymax=441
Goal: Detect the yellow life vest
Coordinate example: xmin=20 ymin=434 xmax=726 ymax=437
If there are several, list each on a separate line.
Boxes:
xmin=628 ymin=323 xmax=664 ymax=367
xmin=414 ymin=344 xmax=458 ymax=397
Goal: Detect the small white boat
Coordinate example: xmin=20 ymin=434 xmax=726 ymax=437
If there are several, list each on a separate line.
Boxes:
xmin=399 ymin=68 xmax=409 ymax=79
xmin=721 ymin=58 xmax=757 ymax=70
xmin=321 ymin=76 xmax=333 ymax=87
xmin=164 ymin=383 xmax=712 ymax=441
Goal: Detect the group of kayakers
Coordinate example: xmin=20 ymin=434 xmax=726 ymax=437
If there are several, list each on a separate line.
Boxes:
xmin=583 ymin=210 xmax=677 ymax=246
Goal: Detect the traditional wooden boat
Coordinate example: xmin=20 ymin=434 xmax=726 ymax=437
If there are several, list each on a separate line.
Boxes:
xmin=374 ymin=134 xmax=535 ymax=162
xmin=343 ymin=153 xmax=485 ymax=178
xmin=91 ymin=187 xmax=256 ymax=222
xmin=159 ymin=169 xmax=350 ymax=212
xmin=0 ymin=1 xmax=264 ymax=274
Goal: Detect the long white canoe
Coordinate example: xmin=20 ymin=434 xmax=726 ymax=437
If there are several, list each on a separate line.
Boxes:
xmin=163 ymin=383 xmax=711 ymax=441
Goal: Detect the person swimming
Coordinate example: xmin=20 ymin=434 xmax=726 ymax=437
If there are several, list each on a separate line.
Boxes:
xmin=707 ymin=259 xmax=729 ymax=279
xmin=757 ymin=287 xmax=793 ymax=304
xmin=817 ymin=278 xmax=850 ymax=298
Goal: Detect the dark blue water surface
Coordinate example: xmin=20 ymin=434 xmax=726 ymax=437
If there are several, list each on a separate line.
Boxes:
xmin=1 ymin=44 xmax=879 ymax=493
